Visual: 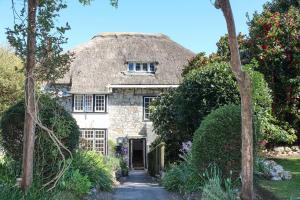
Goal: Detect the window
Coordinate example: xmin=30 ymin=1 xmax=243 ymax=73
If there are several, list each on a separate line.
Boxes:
xmin=73 ymin=94 xmax=106 ymax=112
xmin=95 ymin=95 xmax=106 ymax=112
xmin=80 ymin=129 xmax=106 ymax=154
xmin=74 ymin=94 xmax=93 ymax=112
xmin=142 ymin=63 xmax=148 ymax=71
xmin=74 ymin=95 xmax=84 ymax=111
xmin=135 ymin=63 xmax=141 ymax=71
xmin=127 ymin=62 xmax=156 ymax=73
xmin=149 ymin=63 xmax=155 ymax=72
xmin=143 ymin=96 xmax=157 ymax=121
xmin=128 ymin=63 xmax=134 ymax=71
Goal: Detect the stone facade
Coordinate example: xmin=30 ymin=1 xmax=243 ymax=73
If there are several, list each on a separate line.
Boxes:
xmin=108 ymin=88 xmax=163 ymax=145
xmin=57 ymin=86 xmax=167 ymax=167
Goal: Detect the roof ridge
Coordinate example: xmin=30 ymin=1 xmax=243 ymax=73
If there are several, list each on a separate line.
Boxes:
xmin=92 ymin=32 xmax=169 ymax=39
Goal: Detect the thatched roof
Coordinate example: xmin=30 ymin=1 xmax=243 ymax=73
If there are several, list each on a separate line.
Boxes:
xmin=57 ymin=32 xmax=195 ymax=93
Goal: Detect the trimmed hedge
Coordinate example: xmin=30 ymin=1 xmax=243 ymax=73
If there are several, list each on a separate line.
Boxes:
xmin=191 ymin=104 xmax=242 ymax=179
xmin=0 ymin=95 xmax=80 ymax=183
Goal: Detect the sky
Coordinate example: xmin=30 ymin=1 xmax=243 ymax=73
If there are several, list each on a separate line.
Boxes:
xmin=0 ymin=0 xmax=269 ymax=54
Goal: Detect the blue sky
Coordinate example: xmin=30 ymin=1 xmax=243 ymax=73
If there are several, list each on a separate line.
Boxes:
xmin=0 ymin=0 xmax=268 ymax=54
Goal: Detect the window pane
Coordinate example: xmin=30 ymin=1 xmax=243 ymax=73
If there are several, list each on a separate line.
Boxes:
xmin=95 ymin=95 xmax=105 ymax=112
xmin=128 ymin=63 xmax=134 ymax=71
xmin=84 ymin=95 xmax=93 ymax=112
xmin=142 ymin=63 xmax=148 ymax=71
xmin=144 ymin=97 xmax=156 ymax=120
xmin=136 ymin=63 xmax=141 ymax=71
xmin=95 ymin=130 xmax=105 ymax=139
xmin=95 ymin=140 xmax=104 ymax=154
xmin=74 ymin=95 xmax=84 ymax=111
xmin=150 ymin=63 xmax=155 ymax=72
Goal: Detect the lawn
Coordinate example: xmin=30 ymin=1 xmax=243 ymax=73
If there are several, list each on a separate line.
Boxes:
xmin=259 ymin=157 xmax=300 ymax=200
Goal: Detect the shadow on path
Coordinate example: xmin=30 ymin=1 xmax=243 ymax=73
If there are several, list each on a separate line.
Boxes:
xmin=113 ymin=170 xmax=182 ymax=200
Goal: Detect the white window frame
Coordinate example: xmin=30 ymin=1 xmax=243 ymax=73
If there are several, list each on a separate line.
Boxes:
xmin=128 ymin=62 xmax=156 ymax=73
xmin=95 ymin=95 xmax=106 ymax=112
xmin=74 ymin=94 xmax=84 ymax=112
xmin=143 ymin=96 xmax=157 ymax=121
xmin=80 ymin=129 xmax=106 ymax=154
xmin=73 ymin=94 xmax=93 ymax=112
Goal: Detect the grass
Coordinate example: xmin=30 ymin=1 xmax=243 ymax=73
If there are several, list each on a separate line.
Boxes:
xmin=259 ymin=157 xmax=300 ymax=200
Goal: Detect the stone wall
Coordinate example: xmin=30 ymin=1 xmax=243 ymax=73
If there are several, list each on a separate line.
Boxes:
xmin=108 ymin=88 xmax=164 ymax=146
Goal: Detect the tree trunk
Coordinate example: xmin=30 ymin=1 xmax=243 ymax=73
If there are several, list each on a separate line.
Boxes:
xmin=21 ymin=0 xmax=37 ymax=191
xmin=215 ymin=0 xmax=254 ymax=199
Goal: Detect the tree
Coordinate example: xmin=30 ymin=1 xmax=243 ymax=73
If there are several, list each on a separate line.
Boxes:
xmin=0 ymin=47 xmax=24 ymax=116
xmin=6 ymin=0 xmax=117 ymax=190
xmin=248 ymin=0 xmax=300 ymax=141
xmin=215 ymin=0 xmax=254 ymax=199
xmin=152 ymin=62 xmax=240 ymax=162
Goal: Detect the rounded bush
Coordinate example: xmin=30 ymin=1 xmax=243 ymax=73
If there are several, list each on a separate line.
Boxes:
xmin=191 ymin=104 xmax=242 ymax=178
xmin=72 ymin=151 xmax=113 ymax=191
xmin=0 ymin=95 xmax=80 ymax=182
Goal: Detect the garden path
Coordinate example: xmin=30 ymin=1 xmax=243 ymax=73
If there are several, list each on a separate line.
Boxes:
xmin=112 ymin=170 xmax=182 ymax=200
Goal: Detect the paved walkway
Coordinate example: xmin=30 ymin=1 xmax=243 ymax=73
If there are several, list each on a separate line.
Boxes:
xmin=112 ymin=170 xmax=182 ymax=200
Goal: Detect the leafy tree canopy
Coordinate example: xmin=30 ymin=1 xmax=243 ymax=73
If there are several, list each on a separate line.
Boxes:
xmin=0 ymin=46 xmax=24 ymax=116
xmin=248 ymin=0 xmax=300 ymax=140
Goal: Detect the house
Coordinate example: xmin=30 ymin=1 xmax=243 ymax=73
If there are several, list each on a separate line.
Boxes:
xmin=53 ymin=32 xmax=194 ymax=169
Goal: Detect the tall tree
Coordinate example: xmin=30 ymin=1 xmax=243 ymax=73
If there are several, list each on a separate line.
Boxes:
xmin=7 ymin=0 xmax=118 ymax=190
xmin=214 ymin=1 xmax=254 ymax=199
xmin=248 ymin=0 xmax=300 ymax=141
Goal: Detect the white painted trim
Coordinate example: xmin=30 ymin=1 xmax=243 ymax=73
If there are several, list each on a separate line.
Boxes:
xmin=107 ymin=84 xmax=179 ymax=89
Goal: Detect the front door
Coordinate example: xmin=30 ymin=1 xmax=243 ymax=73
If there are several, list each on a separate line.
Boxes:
xmin=129 ymin=138 xmax=146 ymax=169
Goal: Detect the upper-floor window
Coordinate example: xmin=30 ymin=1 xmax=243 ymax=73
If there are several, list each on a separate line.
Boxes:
xmin=143 ymin=96 xmax=157 ymax=121
xmin=73 ymin=94 xmax=106 ymax=112
xmin=127 ymin=62 xmax=156 ymax=73
xmin=74 ymin=94 xmax=93 ymax=112
xmin=95 ymin=95 xmax=106 ymax=112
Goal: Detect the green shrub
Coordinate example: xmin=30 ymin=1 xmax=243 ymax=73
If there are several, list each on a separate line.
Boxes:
xmin=151 ymin=62 xmax=240 ymax=162
xmin=119 ymin=158 xmax=129 ymax=176
xmin=72 ymin=151 xmax=113 ymax=191
xmin=0 ymin=95 xmax=80 ymax=184
xmin=201 ymin=166 xmax=236 ymax=200
xmin=191 ymin=104 xmax=242 ymax=179
xmin=162 ymin=153 xmax=202 ymax=194
xmin=0 ymin=181 xmax=62 ymax=200
xmin=152 ymin=60 xmax=292 ymax=163
xmin=60 ymin=169 xmax=91 ymax=198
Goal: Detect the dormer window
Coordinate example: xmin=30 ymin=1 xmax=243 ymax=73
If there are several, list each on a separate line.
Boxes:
xmin=127 ymin=62 xmax=156 ymax=73
xmin=128 ymin=63 xmax=134 ymax=71
xmin=135 ymin=63 xmax=141 ymax=71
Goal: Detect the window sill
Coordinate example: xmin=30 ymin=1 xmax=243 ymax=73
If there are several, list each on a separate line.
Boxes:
xmin=72 ymin=112 xmax=108 ymax=114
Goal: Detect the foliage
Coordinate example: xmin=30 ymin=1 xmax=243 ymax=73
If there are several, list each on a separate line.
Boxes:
xmin=245 ymin=63 xmax=297 ymax=144
xmin=0 ymin=95 xmax=80 ymax=184
xmin=107 ymin=139 xmax=117 ymax=156
xmin=248 ymin=1 xmax=300 ymax=141
xmin=119 ymin=157 xmax=129 ymax=176
xmin=201 ymin=165 xmax=237 ymax=200
xmin=6 ymin=0 xmax=75 ymax=82
xmin=151 ymin=62 xmax=240 ymax=162
xmin=71 ymin=151 xmax=113 ymax=191
xmin=191 ymin=104 xmax=242 ymax=179
xmin=0 ymin=47 xmax=24 ymax=116
xmin=215 ymin=32 xmax=250 ymax=64
xmin=162 ymin=153 xmax=202 ymax=194
xmin=59 ymin=169 xmax=91 ymax=198
xmin=0 ymin=155 xmax=71 ymax=200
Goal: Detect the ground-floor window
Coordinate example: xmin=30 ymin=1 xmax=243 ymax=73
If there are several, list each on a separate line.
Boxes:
xmin=79 ymin=129 xmax=106 ymax=154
